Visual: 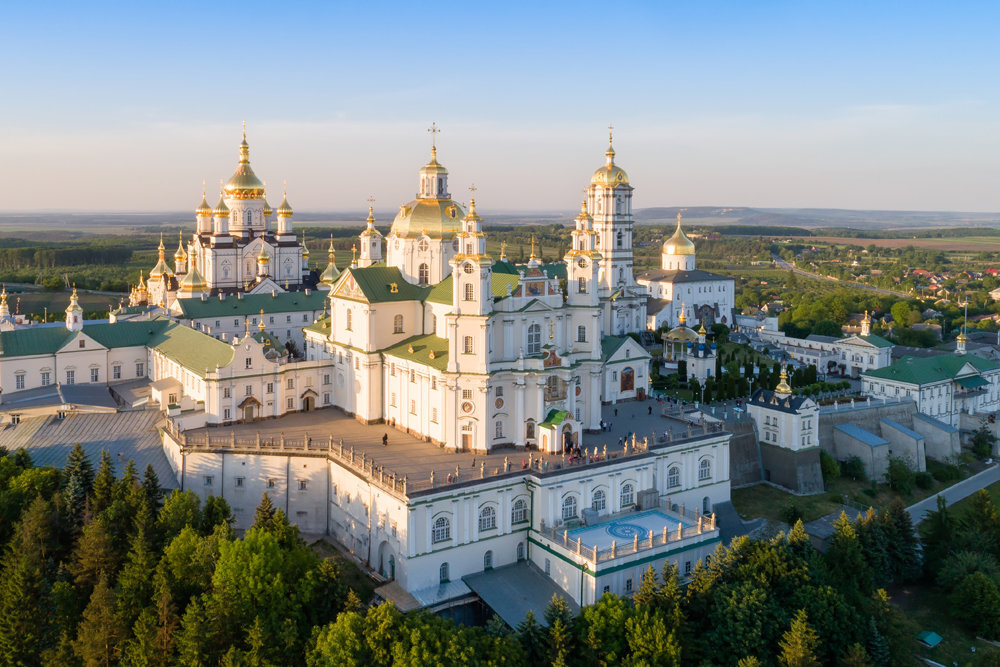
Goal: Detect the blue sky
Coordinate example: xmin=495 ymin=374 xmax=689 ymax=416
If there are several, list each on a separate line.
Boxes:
xmin=1 ymin=1 xmax=998 ymax=212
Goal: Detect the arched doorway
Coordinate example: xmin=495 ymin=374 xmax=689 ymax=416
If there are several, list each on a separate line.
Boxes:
xmin=377 ymin=541 xmax=394 ymax=579
xmin=301 ymin=389 xmax=317 ymax=412
xmin=561 ymin=423 xmax=574 ymax=453
xmin=703 ymin=496 xmax=712 ymax=514
xmin=238 ymin=396 xmax=260 ymax=422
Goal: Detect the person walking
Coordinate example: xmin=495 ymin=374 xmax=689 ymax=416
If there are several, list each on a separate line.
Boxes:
xmin=382 ymin=433 xmax=388 ymax=447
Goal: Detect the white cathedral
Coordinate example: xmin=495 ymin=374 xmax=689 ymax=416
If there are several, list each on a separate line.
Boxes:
xmin=0 ymin=128 xmax=732 ymax=615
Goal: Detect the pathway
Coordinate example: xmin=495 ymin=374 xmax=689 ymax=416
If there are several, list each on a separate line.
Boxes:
xmin=906 ymin=463 xmax=1000 ymax=526
xmin=771 ymin=254 xmax=909 ymax=298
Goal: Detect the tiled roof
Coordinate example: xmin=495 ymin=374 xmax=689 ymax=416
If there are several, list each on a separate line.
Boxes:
xmin=864 ymin=353 xmax=1000 ymax=385
xmin=382 ymin=334 xmax=449 ymax=371
xmin=174 ymin=290 xmax=326 ymax=318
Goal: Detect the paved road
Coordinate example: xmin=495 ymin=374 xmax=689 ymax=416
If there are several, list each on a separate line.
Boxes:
xmin=906 ymin=463 xmax=1000 ymax=526
xmin=770 ymin=254 xmax=910 ymax=299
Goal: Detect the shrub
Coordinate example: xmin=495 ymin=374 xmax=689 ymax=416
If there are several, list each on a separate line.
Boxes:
xmin=782 ymin=504 xmax=804 ymax=525
xmin=914 ymin=471 xmax=934 ymax=490
xmin=972 ymin=422 xmax=995 ymax=459
xmin=885 ymin=456 xmax=915 ymax=496
xmin=861 ymin=487 xmax=878 ymax=499
xmin=842 ymin=456 xmax=866 ymax=481
xmin=926 ymin=459 xmax=962 ymax=483
xmin=819 ymin=451 xmax=840 ymax=481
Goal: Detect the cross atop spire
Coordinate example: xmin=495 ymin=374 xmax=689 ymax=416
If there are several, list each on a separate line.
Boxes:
xmin=242 ymin=120 xmax=247 ymax=141
xmin=468 ymin=183 xmax=477 ymax=197
xmin=608 ymin=123 xmax=614 ymax=144
xmin=367 ymin=194 xmax=376 ymax=208
xmin=427 ymin=121 xmax=440 ymax=149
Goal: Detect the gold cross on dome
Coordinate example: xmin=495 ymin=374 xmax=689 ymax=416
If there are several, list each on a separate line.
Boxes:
xmin=367 ymin=194 xmax=375 ymax=208
xmin=548 ymin=320 xmax=555 ymax=340
xmin=468 ymin=183 xmax=477 ymax=196
xmin=427 ymin=122 xmax=440 ymax=148
xmin=608 ymin=123 xmax=614 ymax=143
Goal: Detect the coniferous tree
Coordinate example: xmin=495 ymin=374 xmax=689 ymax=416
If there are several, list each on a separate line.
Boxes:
xmin=0 ymin=552 xmax=51 ymax=663
xmin=91 ymin=450 xmax=116 ymax=515
xmin=200 ymin=495 xmax=234 ymax=535
xmin=73 ymin=571 xmax=125 ymax=666
xmin=63 ymin=443 xmax=94 ymax=526
xmin=882 ymin=499 xmax=920 ymax=582
xmin=778 ymin=609 xmax=821 ymax=667
xmin=920 ymin=495 xmax=955 ymax=578
xmin=865 ymin=618 xmax=890 ymax=667
xmin=516 ymin=610 xmax=547 ymax=664
xmin=825 ymin=512 xmax=872 ymax=599
xmin=840 ymin=643 xmax=870 ymax=667
xmin=12 ymin=493 xmax=60 ymax=571
xmin=69 ymin=519 xmax=118 ymax=591
xmin=116 ymin=529 xmax=159 ymax=631
xmin=854 ymin=508 xmax=890 ymax=586
xmin=142 ymin=464 xmax=163 ymax=511
xmin=114 ymin=458 xmax=139 ymax=503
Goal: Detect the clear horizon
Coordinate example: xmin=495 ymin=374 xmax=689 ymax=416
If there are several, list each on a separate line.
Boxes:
xmin=2 ymin=1 xmax=998 ymax=214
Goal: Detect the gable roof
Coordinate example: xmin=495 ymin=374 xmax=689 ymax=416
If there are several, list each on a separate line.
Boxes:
xmin=601 ymin=335 xmax=648 ymax=362
xmin=0 ymin=320 xmax=175 ymax=359
xmin=864 ymin=353 xmax=1000 ymax=385
xmin=174 ymin=290 xmax=327 ymax=319
xmin=842 ymin=334 xmax=893 ymax=349
xmin=636 ymin=268 xmax=734 ymax=284
xmin=834 ymin=423 xmax=888 ymax=447
xmin=750 ymin=388 xmax=815 ymax=414
xmin=332 ymin=266 xmax=430 ymax=304
xmin=149 ymin=321 xmax=235 ymax=376
xmin=426 ymin=271 xmax=522 ymax=306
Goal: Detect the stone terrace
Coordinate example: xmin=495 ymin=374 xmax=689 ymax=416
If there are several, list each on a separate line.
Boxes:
xmin=172 ymin=404 xmax=726 ymax=499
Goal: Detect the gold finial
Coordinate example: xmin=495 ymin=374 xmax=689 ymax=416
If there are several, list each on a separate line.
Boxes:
xmin=427 ymin=121 xmax=440 ymax=150
xmin=677 ymin=212 xmax=682 ymax=226
xmin=242 ymin=120 xmax=246 ymax=141
xmin=158 ymin=232 xmax=164 ymax=252
xmin=606 ymin=123 xmax=616 ymax=162
xmin=244 ymin=317 xmax=251 ymax=336
xmin=258 ymin=308 xmax=265 ymax=331
xmin=282 ymin=180 xmax=287 ymax=198
xmin=678 ymin=302 xmax=686 ymax=325
xmin=548 ymin=320 xmax=555 ymax=341
xmin=608 ymin=123 xmax=614 ymax=145
xmin=202 ymin=180 xmax=206 ymax=198
xmin=530 ymin=235 xmax=537 ymax=259
xmin=351 ymin=244 xmax=357 ymax=263
xmin=499 ymin=241 xmax=507 ymax=260
xmin=468 ymin=183 xmax=477 ymax=197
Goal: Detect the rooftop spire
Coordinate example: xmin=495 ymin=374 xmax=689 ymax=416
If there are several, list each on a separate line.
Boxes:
xmin=606 ymin=123 xmax=615 ymax=163
xmin=427 ymin=121 xmax=440 ymax=161
xmin=239 ymin=121 xmax=250 ymax=165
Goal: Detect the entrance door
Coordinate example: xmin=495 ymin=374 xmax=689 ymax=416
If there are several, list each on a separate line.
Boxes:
xmin=242 ymin=405 xmax=255 ymax=421
xmin=462 ymin=433 xmax=472 ymax=450
xmin=303 ymin=396 xmax=315 ymax=411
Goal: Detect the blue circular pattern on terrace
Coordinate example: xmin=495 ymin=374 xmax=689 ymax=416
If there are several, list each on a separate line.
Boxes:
xmin=607 ymin=522 xmax=645 ymax=540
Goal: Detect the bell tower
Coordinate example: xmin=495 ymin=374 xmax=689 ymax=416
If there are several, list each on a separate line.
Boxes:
xmin=358 ymin=198 xmax=383 ymax=268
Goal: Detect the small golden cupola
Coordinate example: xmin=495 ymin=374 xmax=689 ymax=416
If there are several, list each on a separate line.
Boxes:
xmin=263 ymin=197 xmax=273 ymax=219
xmin=775 ymin=364 xmax=793 ymax=396
xmin=149 ymin=233 xmax=174 ymax=280
xmin=174 ymin=232 xmax=187 ymax=262
xmin=178 ymin=253 xmax=207 ymax=295
xmin=223 ymin=122 xmax=266 ymax=200
xmin=196 ymin=187 xmax=213 ymax=218
xmin=213 ymin=191 xmax=230 ymax=218
xmin=590 ymin=126 xmax=629 ymax=188
xmin=0 ymin=285 xmax=9 ymax=319
xmin=320 ymin=235 xmax=340 ymax=286
xmin=302 ymin=233 xmax=310 ymax=261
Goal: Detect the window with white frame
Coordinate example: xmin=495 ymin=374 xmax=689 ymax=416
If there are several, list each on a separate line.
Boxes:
xmin=464 ymin=283 xmax=474 ymax=301
xmin=463 ymin=336 xmax=473 ymax=354
xmin=527 ymin=324 xmax=541 ymax=356
xmin=561 ymin=496 xmax=577 ymax=520
xmin=512 ymin=498 xmax=528 ymax=524
xmin=432 ymin=517 xmax=451 ymax=543
xmin=66 ymin=370 xmax=75 ymax=385
xmin=479 ymin=506 xmax=496 ymax=531
xmin=577 ymin=325 xmax=587 ymax=343
xmin=224 ymin=408 xmax=231 ymax=420
xmin=136 ymin=363 xmax=144 ymax=377
xmin=15 ymin=374 xmax=24 ymax=390
xmin=287 ymin=398 xmax=294 ymax=410
xmin=431 ymin=408 xmax=438 ymax=422
xmin=578 ymin=277 xmax=587 ymax=293
xmin=495 ymin=420 xmax=503 ymax=438
xmin=40 ymin=371 xmax=50 ymax=386
xmin=112 ymin=365 xmax=121 ymax=380
xmin=620 ymin=483 xmax=635 ymax=507
xmin=393 ymin=314 xmax=403 ymax=334
xmin=699 ymin=458 xmax=712 ymax=481
xmin=592 ymin=489 xmax=606 ymax=512
xmin=484 ymin=550 xmax=493 ymax=570
xmin=224 ymin=387 xmax=231 ymax=398
xmin=668 ymin=466 xmax=680 ymax=488
xmin=439 ymin=562 xmax=449 ymax=583
xmin=462 ymin=389 xmax=473 ymax=400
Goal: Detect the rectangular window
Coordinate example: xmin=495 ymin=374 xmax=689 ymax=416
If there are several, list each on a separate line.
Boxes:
xmin=267 ymin=478 xmax=276 ymax=488
xmin=235 ymin=477 xmax=244 ymax=488
xmin=223 ymin=387 xmax=231 ymax=398
xmin=287 ymin=398 xmax=294 ymax=410
xmin=496 ymin=386 xmax=504 ymax=397
xmin=245 ymin=385 xmax=252 ymax=396
xmin=431 ymin=408 xmax=438 ymax=423
xmin=204 ymin=476 xmax=213 ymax=487
xmin=463 ymin=336 xmax=473 ymax=354
xmin=462 ymin=389 xmax=473 ymax=400
xmin=286 ymin=378 xmax=294 ymax=389
xmin=410 ymin=369 xmax=415 ymax=383
xmin=112 ymin=365 xmax=121 ymax=380
xmin=66 ymin=370 xmax=75 ymax=385
xmin=136 ymin=363 xmax=144 ymax=377
xmin=245 ymin=358 xmax=252 ymax=369
xmin=269 ymin=316 xmax=274 ymax=324
xmin=234 ymin=319 xmax=240 ymax=326
xmin=40 ymin=372 xmax=50 ymax=386
xmin=323 ymin=374 xmax=331 ymax=385
xmin=298 ymin=480 xmax=308 ymax=491
xmin=431 ymin=378 xmax=437 ymax=390
xmin=15 ymin=374 xmax=24 ymax=390
xmin=625 ymin=578 xmax=633 ymax=592
xmin=391 ymin=393 xmax=397 ymax=407
xmin=410 ymin=400 xmax=416 ymax=414
xmin=286 ymin=315 xmax=291 ymax=323
xmin=390 ymin=365 xmax=395 ymax=377
xmin=684 ymin=561 xmax=692 ymax=575
xmin=224 ymin=408 xmax=231 ymax=420
xmin=323 ymin=393 xmax=330 ymax=405
xmin=266 ymin=382 xmax=274 ymax=393
xmin=79 ymin=339 xmax=85 ymax=348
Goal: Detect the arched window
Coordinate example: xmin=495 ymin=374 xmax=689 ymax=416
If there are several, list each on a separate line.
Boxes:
xmin=512 ymin=498 xmax=528 ymax=524
xmin=527 ymin=324 xmax=541 ymax=355
xmin=418 ymin=263 xmax=429 ymax=285
xmin=463 ymin=336 xmax=473 ymax=354
xmin=620 ymin=483 xmax=635 ymax=508
xmin=703 ymin=496 xmax=712 ymax=514
xmin=246 ymin=211 xmax=252 ymax=225
xmin=577 ymin=325 xmax=587 ymax=343
xmin=484 ymin=550 xmax=493 ymax=570
xmin=432 ymin=517 xmax=451 ymax=543
xmin=525 ymin=420 xmax=535 ymax=440
xmin=479 ymin=506 xmax=496 ymax=531
xmin=699 ymin=459 xmax=712 ymax=481
xmin=516 ymin=542 xmax=525 ymax=561
xmin=668 ymin=466 xmax=681 ymax=489
xmin=578 ymin=277 xmax=587 ymax=293
xmin=393 ymin=314 xmax=403 ymax=334
xmin=616 ymin=231 xmax=623 ymax=248
xmin=495 ymin=420 xmax=503 ymax=439
xmin=592 ymin=489 xmax=606 ymax=512
xmin=464 ymin=283 xmax=475 ymax=301
xmin=562 ymin=496 xmax=577 ymax=520
xmin=439 ymin=562 xmax=449 ymax=583
xmin=345 ymin=309 xmax=352 ymax=331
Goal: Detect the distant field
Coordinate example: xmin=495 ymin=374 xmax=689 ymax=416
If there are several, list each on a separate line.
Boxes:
xmin=2 ymin=288 xmax=125 ymax=320
xmin=787 ymin=235 xmax=1000 ymax=252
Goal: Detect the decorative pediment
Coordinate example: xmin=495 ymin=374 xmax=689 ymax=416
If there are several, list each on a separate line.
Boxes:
xmin=57 ymin=331 xmax=107 ymax=354
xmin=332 ymin=271 xmax=368 ymax=303
xmin=543 ymin=348 xmax=562 ymax=367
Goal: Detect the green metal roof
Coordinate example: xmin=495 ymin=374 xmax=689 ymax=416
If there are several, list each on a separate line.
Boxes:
xmin=864 ymin=353 xmax=1000 ymax=385
xmin=539 ymin=409 xmax=569 ymax=428
xmin=956 ymin=375 xmax=990 ymax=389
xmin=174 ymin=290 xmax=327 ymax=319
xmin=334 ymin=266 xmax=431 ymax=304
xmin=304 ymin=315 xmax=330 ymax=337
xmin=85 ymin=321 xmax=171 ymax=349
xmin=382 ymin=334 xmax=449 ymax=371
xmin=0 ymin=327 xmax=76 ymax=358
xmin=856 ymin=334 xmax=893 ymax=348
xmin=426 ymin=271 xmax=522 ymax=306
xmin=601 ymin=335 xmax=628 ymax=361
xmin=149 ymin=322 xmax=234 ymax=376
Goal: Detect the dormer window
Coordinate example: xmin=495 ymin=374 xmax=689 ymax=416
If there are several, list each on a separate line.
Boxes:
xmin=79 ymin=340 xmax=85 ymax=348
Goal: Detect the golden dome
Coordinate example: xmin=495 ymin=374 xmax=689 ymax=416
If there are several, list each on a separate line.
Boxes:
xmin=390 ymin=198 xmax=465 ymax=239
xmin=257 ymin=246 xmax=270 ymax=265
xmin=663 ymin=213 xmax=695 ymax=256
xmin=320 ymin=237 xmax=340 ymax=285
xmin=178 ymin=255 xmax=207 ymax=293
xmin=196 ymin=186 xmax=213 ymax=217
xmin=590 ymin=135 xmax=629 ymax=188
xmin=957 ymin=332 xmax=968 ymax=343
xmin=223 ymin=125 xmax=265 ymax=200
xmin=276 ymin=191 xmax=293 ymax=217
xmin=463 ymin=199 xmax=482 ymax=224
xmin=575 ymin=200 xmax=592 ymax=226
xmin=361 ymin=205 xmax=382 ymax=237
xmin=174 ymin=233 xmax=187 ymax=262
xmin=665 ymin=324 xmax=699 ymax=343
xmin=775 ymin=364 xmax=792 ymax=395
xmin=420 ymin=147 xmax=449 ymax=177
xmin=213 ymin=193 xmax=230 ymax=217
xmin=150 ymin=234 xmax=174 ymax=279
xmin=301 ymin=234 xmax=310 ymax=258
xmin=263 ymin=199 xmax=273 ymax=218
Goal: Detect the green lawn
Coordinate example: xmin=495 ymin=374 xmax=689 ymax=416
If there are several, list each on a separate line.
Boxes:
xmin=948 ymin=480 xmax=1000 ymax=515
xmin=889 ymin=583 xmax=1000 ymax=666
xmin=732 ymin=466 xmax=980 ymax=524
